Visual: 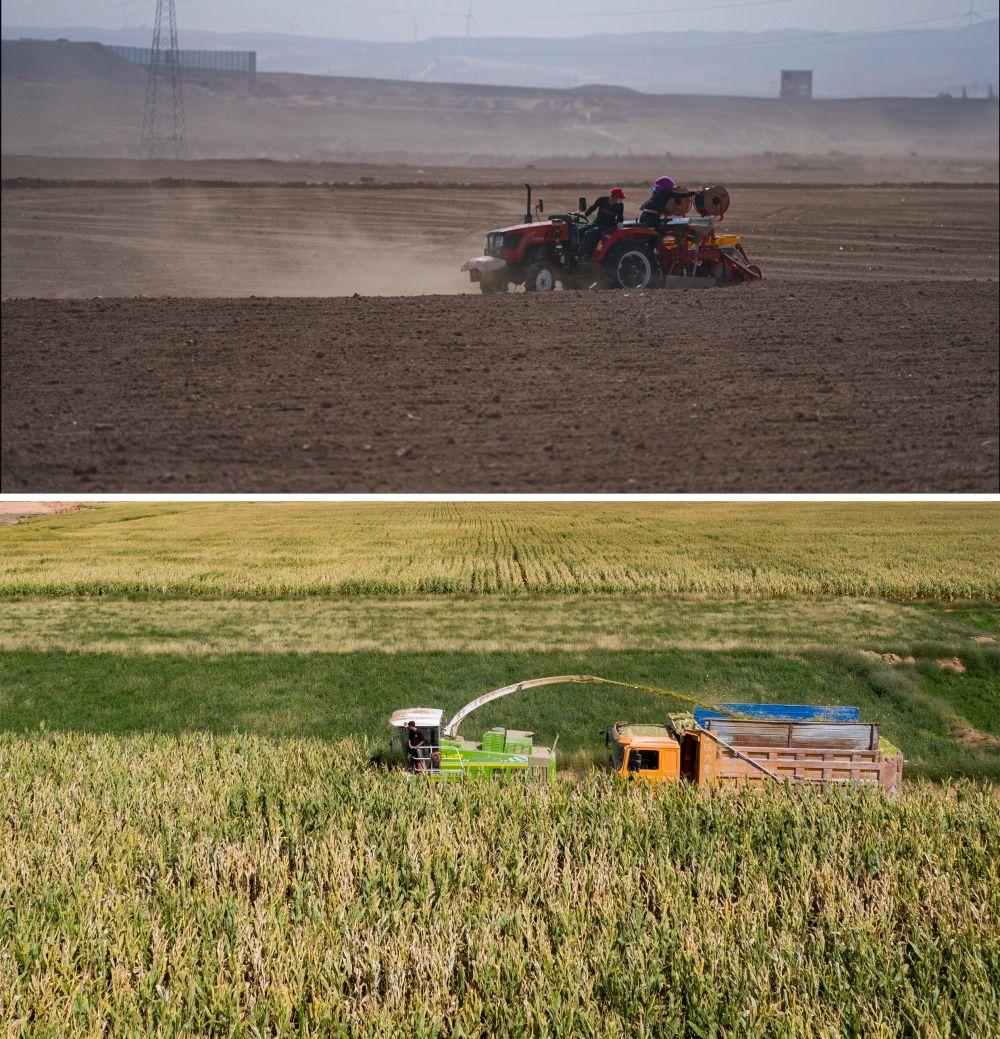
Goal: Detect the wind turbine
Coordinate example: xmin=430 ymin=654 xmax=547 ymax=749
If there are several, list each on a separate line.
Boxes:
xmin=465 ymin=1 xmax=482 ymax=38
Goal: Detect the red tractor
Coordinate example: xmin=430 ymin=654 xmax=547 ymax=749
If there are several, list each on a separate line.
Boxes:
xmin=462 ymin=183 xmax=761 ymax=293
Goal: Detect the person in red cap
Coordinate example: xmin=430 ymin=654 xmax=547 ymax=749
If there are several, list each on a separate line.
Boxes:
xmin=580 ymin=186 xmax=626 ymax=257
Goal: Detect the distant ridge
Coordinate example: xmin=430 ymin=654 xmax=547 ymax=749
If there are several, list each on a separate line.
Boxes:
xmin=4 ymin=21 xmax=998 ymax=98
xmin=0 ymin=38 xmax=143 ymax=81
xmin=2 ymin=39 xmax=996 ymax=161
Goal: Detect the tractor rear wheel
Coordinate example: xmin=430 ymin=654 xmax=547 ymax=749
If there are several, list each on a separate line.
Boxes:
xmin=524 ymin=259 xmax=558 ymax=293
xmin=604 ymin=245 xmax=655 ymax=291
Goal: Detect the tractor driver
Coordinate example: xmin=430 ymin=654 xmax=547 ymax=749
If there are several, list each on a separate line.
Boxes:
xmin=405 ymin=720 xmax=427 ymax=772
xmin=639 ymin=176 xmax=698 ymax=227
xmin=580 ymin=187 xmax=626 ymax=256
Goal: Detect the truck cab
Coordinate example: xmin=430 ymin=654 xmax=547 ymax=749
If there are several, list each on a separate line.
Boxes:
xmin=609 ymin=723 xmax=681 ymax=783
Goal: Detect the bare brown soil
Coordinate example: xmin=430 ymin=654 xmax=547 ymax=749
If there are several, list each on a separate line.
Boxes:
xmin=956 ymin=725 xmax=1000 ymax=749
xmin=0 ymin=501 xmax=81 ymax=525
xmin=3 ymin=279 xmax=997 ymax=492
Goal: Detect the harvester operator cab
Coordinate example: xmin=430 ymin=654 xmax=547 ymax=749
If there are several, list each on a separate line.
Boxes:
xmin=389 ymin=708 xmax=442 ymax=773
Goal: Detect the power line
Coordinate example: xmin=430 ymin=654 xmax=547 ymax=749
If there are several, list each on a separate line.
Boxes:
xmin=0 ymin=0 xmax=789 ymax=16
xmin=5 ymin=0 xmax=994 ymax=49
xmin=5 ymin=0 xmax=151 ymax=29
xmin=0 ymin=0 xmax=273 ymax=31
xmin=425 ymin=8 xmax=1000 ymax=58
xmin=3 ymin=0 xmax=94 ymax=14
xmin=288 ymin=0 xmax=795 ymax=19
xmin=0 ymin=0 xmax=788 ymax=37
xmin=181 ymin=0 xmax=298 ymax=34
xmin=468 ymin=0 xmax=794 ymax=16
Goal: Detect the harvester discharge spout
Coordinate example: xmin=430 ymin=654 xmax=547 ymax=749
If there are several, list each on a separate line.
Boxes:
xmin=443 ymin=674 xmax=601 ymax=738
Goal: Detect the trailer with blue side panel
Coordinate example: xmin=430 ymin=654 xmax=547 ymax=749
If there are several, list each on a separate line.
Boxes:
xmin=612 ymin=703 xmax=903 ymax=791
xmin=694 ymin=704 xmax=861 ymax=724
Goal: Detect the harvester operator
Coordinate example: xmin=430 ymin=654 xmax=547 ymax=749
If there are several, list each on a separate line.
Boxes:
xmin=639 ymin=176 xmax=697 ymax=227
xmin=580 ymin=187 xmax=626 ymax=256
xmin=405 ymin=720 xmax=427 ymax=772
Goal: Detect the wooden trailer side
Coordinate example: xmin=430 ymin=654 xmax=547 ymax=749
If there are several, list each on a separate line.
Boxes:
xmin=695 ymin=728 xmax=903 ymax=791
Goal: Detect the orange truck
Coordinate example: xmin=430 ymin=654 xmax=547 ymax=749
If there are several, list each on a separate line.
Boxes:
xmin=608 ymin=704 xmax=903 ymax=792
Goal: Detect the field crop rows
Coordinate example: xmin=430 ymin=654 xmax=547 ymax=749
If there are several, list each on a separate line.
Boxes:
xmin=2 ymin=503 xmax=998 ymax=600
xmin=3 ymin=733 xmax=997 ymax=1039
xmin=2 ymin=503 xmax=998 ymax=781
xmin=2 ymin=504 xmax=997 ymax=1035
xmin=2 ymin=596 xmax=997 ymax=656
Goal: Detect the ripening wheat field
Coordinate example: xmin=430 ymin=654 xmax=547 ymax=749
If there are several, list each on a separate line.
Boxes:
xmin=2 ymin=733 xmax=998 ymax=1039
xmin=1 ymin=502 xmax=998 ymax=599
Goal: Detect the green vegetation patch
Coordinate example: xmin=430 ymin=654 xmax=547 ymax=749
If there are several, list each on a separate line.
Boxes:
xmin=2 ymin=502 xmax=997 ymax=599
xmin=3 ymin=732 xmax=997 ymax=1039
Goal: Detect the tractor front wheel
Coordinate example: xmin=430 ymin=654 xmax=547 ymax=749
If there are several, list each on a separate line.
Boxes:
xmin=604 ymin=246 xmax=655 ymax=291
xmin=479 ymin=272 xmax=508 ymax=295
xmin=523 ymin=259 xmax=558 ymax=293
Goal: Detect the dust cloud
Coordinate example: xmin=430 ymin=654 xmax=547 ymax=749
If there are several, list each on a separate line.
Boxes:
xmin=2 ymin=184 xmax=484 ymax=298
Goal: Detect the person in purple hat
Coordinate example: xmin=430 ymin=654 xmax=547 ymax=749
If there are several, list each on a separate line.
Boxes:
xmin=639 ymin=176 xmax=697 ymax=227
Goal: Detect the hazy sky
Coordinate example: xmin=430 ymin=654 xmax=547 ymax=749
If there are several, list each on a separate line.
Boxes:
xmin=1 ymin=0 xmax=994 ymax=41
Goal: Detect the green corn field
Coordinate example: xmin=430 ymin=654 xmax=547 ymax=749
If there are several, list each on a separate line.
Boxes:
xmin=2 ymin=502 xmax=998 ymax=600
xmin=2 ymin=732 xmax=997 ymax=1039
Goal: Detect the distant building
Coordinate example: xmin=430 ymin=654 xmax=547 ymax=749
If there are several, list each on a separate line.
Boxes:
xmin=109 ymin=45 xmax=256 ymax=86
xmin=780 ymin=70 xmax=813 ymax=99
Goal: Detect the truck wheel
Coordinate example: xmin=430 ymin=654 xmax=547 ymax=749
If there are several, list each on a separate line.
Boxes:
xmin=604 ymin=246 xmax=654 ymax=290
xmin=479 ymin=272 xmax=508 ymax=295
xmin=524 ymin=259 xmax=558 ymax=293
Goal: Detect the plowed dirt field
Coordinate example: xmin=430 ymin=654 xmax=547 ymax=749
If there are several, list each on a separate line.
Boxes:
xmin=2 ymin=171 xmax=997 ymax=491
xmin=4 ymin=281 xmax=997 ymax=492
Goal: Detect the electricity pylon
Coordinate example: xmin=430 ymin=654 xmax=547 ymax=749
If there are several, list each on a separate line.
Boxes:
xmin=140 ymin=0 xmax=186 ymax=158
